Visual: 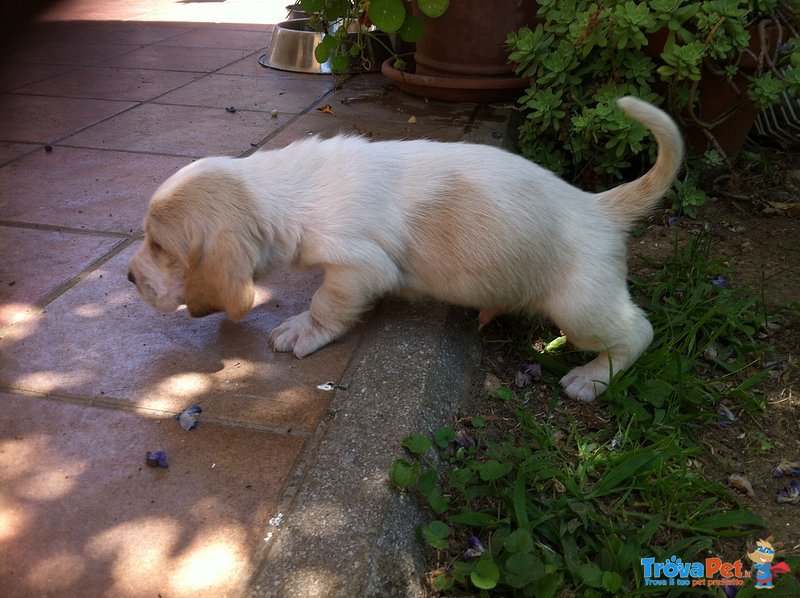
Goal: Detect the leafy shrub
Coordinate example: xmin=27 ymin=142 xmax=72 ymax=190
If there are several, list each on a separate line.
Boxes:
xmin=506 ymin=0 xmax=800 ymax=212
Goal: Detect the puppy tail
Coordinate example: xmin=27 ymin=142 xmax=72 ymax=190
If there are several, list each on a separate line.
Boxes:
xmin=597 ymin=96 xmax=684 ymax=228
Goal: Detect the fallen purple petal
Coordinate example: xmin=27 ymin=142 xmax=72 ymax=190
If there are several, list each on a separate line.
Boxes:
xmin=146 ymin=450 xmax=169 ymax=468
xmin=463 ymin=536 xmax=485 ymax=560
xmin=514 ymin=370 xmax=532 ymax=388
xmin=175 ymin=405 xmax=202 ymax=431
xmin=606 ymin=435 xmax=623 ymax=451
xmin=455 ymin=429 xmax=475 ymax=449
xmin=711 ymin=275 xmax=729 ymax=289
xmin=776 ymin=479 xmax=800 ymax=504
xmin=717 ymin=403 xmax=736 ymax=425
xmin=773 ymin=461 xmax=800 ymax=478
xmin=522 ymin=363 xmax=542 ymax=378
xmin=515 ymin=363 xmax=542 ymax=388
xmin=667 ymin=215 xmax=680 ymax=227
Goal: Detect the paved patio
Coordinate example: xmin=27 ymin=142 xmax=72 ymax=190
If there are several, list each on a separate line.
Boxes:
xmin=0 ymin=1 xmax=510 ymax=596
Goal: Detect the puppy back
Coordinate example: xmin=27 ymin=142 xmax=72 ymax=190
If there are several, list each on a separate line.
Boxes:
xmin=597 ymin=97 xmax=684 ymax=228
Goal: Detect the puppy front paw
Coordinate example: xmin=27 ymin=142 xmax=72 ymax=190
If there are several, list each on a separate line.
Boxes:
xmin=560 ymin=363 xmax=610 ymax=403
xmin=269 ymin=311 xmax=335 ymax=358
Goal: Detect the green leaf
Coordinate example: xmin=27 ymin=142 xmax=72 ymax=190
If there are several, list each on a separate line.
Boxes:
xmin=331 ymin=53 xmax=349 ymax=73
xmin=693 ymin=509 xmax=764 ymax=532
xmin=389 ymin=458 xmax=418 ymax=488
xmin=434 ymin=426 xmax=456 ymax=448
xmin=505 ymin=528 xmax=534 ymax=553
xmin=418 ymin=0 xmax=449 ymax=19
xmin=578 ymin=562 xmax=604 ymax=588
xmin=636 ymin=515 xmax=663 ymax=545
xmin=513 ymin=469 xmax=531 ymax=529
xmin=471 ymin=416 xmax=487 ymax=428
xmin=505 ymin=552 xmax=542 ymax=588
xmin=602 ymin=570 xmax=623 ymax=593
xmin=427 ymin=519 xmax=449 ymax=537
xmin=398 ymin=14 xmax=424 ymax=42
xmin=314 ymin=34 xmax=335 ymax=63
xmin=300 ymin=0 xmax=324 ymax=12
xmin=448 ymin=467 xmax=474 ymax=491
xmin=470 ymin=558 xmax=500 ymax=590
xmin=427 ymin=487 xmax=449 ymax=514
xmin=321 ymin=0 xmax=351 ymax=20
xmin=589 ymin=447 xmax=669 ymax=497
xmin=417 ymin=468 xmax=437 ymax=496
xmin=449 ymin=511 xmax=502 ymax=527
xmin=422 ymin=520 xmax=450 ymax=548
xmin=368 ymin=0 xmax=406 ymax=33
xmin=479 ymin=459 xmax=513 ymax=481
xmin=544 ymin=335 xmax=567 ymax=352
xmin=535 ymin=573 xmax=561 ymax=598
xmin=640 ymin=378 xmax=674 ymax=407
xmin=403 ymin=434 xmax=432 ymax=455
xmin=431 ymin=571 xmax=453 ymax=590
xmin=494 ymin=386 xmax=513 ymax=401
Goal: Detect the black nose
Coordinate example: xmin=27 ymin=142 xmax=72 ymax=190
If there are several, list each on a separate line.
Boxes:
xmin=127 ymin=270 xmax=136 ymax=284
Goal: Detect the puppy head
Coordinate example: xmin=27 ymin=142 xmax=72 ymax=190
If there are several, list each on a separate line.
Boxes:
xmin=127 ymin=158 xmax=258 ymax=321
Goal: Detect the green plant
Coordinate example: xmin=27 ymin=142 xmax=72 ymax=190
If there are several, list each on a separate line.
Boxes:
xmin=507 ymin=0 xmax=800 ymax=196
xmin=392 ymin=418 xmax=765 ymax=594
xmin=390 ymin=231 xmax=785 ymax=595
xmin=603 ymin=230 xmax=772 ymax=421
xmin=296 ymin=0 xmax=449 ymax=72
xmin=667 ymin=174 xmax=711 ymax=218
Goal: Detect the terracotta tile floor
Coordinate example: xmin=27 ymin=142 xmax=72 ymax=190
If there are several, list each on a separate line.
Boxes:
xmin=0 ymin=1 xmax=484 ymax=595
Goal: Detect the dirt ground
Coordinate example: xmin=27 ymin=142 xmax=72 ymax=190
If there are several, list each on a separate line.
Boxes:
xmin=474 ymin=145 xmax=800 ymax=564
xmin=683 ymin=156 xmax=800 ymax=560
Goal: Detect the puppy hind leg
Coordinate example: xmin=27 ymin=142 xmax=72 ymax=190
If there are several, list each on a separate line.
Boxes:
xmin=478 ymin=307 xmax=505 ymax=329
xmin=554 ymin=300 xmax=653 ymax=402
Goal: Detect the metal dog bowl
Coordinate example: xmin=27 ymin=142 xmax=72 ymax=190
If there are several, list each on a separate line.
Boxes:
xmin=261 ymin=19 xmax=391 ymax=74
xmin=262 ymin=19 xmax=333 ymax=74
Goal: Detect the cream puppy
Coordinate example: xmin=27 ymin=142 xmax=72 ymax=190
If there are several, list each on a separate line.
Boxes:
xmin=128 ymin=97 xmax=683 ymax=402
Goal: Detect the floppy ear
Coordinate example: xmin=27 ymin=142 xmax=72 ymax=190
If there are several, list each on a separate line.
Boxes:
xmin=184 ymin=232 xmax=256 ymax=321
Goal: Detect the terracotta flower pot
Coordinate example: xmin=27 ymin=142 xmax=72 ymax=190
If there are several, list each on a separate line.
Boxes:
xmin=383 ymin=0 xmax=539 ymax=102
xmin=647 ymin=24 xmax=780 ymax=158
xmin=382 ymin=54 xmax=531 ymax=103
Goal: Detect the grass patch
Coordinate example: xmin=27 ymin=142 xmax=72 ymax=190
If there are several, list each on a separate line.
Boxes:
xmin=390 ymin=231 xmax=800 ymax=595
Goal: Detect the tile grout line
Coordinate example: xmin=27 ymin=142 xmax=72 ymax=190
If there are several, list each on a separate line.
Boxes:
xmin=0 ymin=233 xmax=138 ymax=339
xmin=0 ymin=219 xmax=135 ymax=237
xmin=240 ymin=86 xmax=339 ymax=157
xmin=0 ymin=64 xmax=84 ymax=94
xmin=0 ymin=385 xmax=313 ymax=437
xmin=34 ymin=236 xmax=137 ymax=308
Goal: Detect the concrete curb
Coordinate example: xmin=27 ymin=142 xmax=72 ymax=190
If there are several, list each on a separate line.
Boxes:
xmin=248 ymin=301 xmax=480 ymax=597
